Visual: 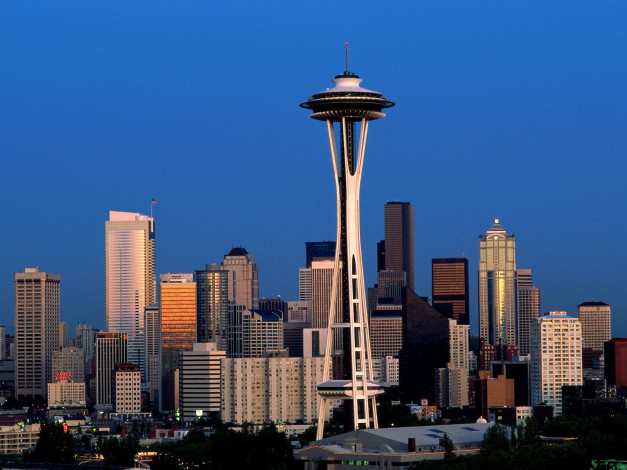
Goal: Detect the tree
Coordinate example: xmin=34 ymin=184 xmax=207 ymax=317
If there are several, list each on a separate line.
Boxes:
xmin=441 ymin=433 xmax=454 ymax=459
xmin=24 ymin=421 xmax=75 ymax=464
xmin=481 ymin=424 xmax=511 ymax=455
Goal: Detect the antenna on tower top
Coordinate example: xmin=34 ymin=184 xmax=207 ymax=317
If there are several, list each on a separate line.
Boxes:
xmin=345 ymin=42 xmax=349 ymax=74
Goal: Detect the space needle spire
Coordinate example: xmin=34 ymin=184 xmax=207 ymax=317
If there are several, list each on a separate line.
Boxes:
xmin=301 ymin=51 xmax=394 ymax=440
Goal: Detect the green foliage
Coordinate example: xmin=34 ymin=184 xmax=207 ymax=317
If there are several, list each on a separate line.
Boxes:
xmin=441 ymin=433 xmax=454 ymax=459
xmin=148 ymin=422 xmax=294 ymax=470
xmin=481 ymin=423 xmax=512 ymax=455
xmin=23 ymin=421 xmax=75 ymax=464
xmin=99 ymin=432 xmax=140 ymax=467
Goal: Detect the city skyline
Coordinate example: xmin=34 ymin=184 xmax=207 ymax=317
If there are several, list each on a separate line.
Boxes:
xmin=1 ymin=2 xmax=626 ymax=337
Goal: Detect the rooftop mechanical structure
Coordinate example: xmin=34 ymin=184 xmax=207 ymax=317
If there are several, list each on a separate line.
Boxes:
xmin=301 ymin=49 xmax=394 ymax=440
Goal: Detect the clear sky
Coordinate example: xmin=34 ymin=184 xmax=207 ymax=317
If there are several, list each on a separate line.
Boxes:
xmin=1 ymin=1 xmax=625 ymax=337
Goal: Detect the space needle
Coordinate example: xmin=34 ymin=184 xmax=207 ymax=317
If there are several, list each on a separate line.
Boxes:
xmin=301 ymin=45 xmax=394 ymax=440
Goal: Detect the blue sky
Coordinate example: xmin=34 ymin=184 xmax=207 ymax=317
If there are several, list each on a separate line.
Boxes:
xmin=1 ymin=1 xmax=625 ymax=337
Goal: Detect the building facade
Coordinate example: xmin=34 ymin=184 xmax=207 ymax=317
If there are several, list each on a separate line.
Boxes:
xmin=604 ymin=338 xmax=627 ymax=390
xmin=112 ymin=363 xmax=141 ymax=415
xmin=577 ymin=301 xmax=611 ymax=352
xmin=305 ymin=241 xmax=336 ymax=268
xmin=370 ymin=309 xmax=403 ymax=360
xmin=195 ymin=264 xmax=229 ymax=348
xmin=242 ymin=310 xmax=284 ymax=358
xmin=179 ymin=342 xmax=226 ymax=422
xmin=516 ymin=269 xmax=540 ymax=356
xmin=432 ymin=258 xmax=469 ymax=325
xmin=144 ymin=303 xmax=160 ymax=410
xmin=47 ymin=380 xmax=86 ymax=408
xmin=160 ymin=273 xmax=197 ymax=412
xmin=105 ymin=211 xmax=156 ymax=375
xmin=530 ymin=312 xmax=582 ymax=414
xmin=479 ymin=219 xmax=517 ymax=346
xmin=51 ymin=347 xmax=85 ymax=383
xmin=95 ymin=332 xmax=127 ymax=408
xmin=14 ymin=268 xmax=60 ymax=398
xmin=384 ymin=202 xmax=414 ymax=291
xmin=222 ymin=356 xmax=325 ymax=424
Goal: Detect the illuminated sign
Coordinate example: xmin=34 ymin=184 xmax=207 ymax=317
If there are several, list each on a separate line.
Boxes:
xmin=56 ymin=371 xmax=72 ymax=381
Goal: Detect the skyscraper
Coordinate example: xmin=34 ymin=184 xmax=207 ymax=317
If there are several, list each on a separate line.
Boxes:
xmin=160 ymin=273 xmax=197 ymax=411
xmin=95 ymin=332 xmax=127 ymax=408
xmin=310 ymin=259 xmax=336 ymax=329
xmin=516 ymin=269 xmax=540 ymax=356
xmin=105 ymin=211 xmax=156 ymax=375
xmin=384 ymin=202 xmax=415 ymax=291
xmin=479 ymin=219 xmax=517 ymax=346
xmin=305 ymin=241 xmax=336 ymax=268
xmin=221 ymin=247 xmax=259 ymax=310
xmin=195 ymin=264 xmax=229 ymax=348
xmin=221 ymin=248 xmax=259 ymax=357
xmin=144 ymin=303 xmax=160 ymax=410
xmin=179 ymin=343 xmax=226 ymax=422
xmin=432 ymin=258 xmax=469 ymax=325
xmin=14 ymin=267 xmax=60 ymax=398
xmin=577 ymin=301 xmax=611 ymax=352
xmin=301 ymin=60 xmax=393 ymax=437
xmin=530 ymin=312 xmax=582 ymax=414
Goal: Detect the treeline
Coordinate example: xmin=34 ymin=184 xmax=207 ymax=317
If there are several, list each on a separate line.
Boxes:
xmin=417 ymin=415 xmax=627 ymax=470
xmin=148 ymin=423 xmax=294 ymax=470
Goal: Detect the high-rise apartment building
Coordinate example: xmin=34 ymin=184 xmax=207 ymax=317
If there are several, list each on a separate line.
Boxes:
xmin=95 ymin=332 xmax=127 ymax=408
xmin=530 ymin=312 xmax=582 ymax=414
xmin=435 ymin=364 xmax=469 ymax=408
xmin=179 ymin=343 xmax=226 ymax=422
xmin=479 ymin=219 xmax=517 ymax=346
xmin=144 ymin=303 xmax=160 ymax=410
xmin=432 ymin=258 xmax=469 ymax=325
xmin=449 ymin=319 xmax=470 ymax=371
xmin=14 ymin=267 xmax=60 ymax=398
xmin=384 ymin=202 xmax=414 ymax=290
xmin=370 ymin=308 xmax=403 ymax=360
xmin=311 ymin=259 xmax=335 ymax=329
xmin=112 ymin=363 xmax=141 ymax=416
xmin=241 ymin=310 xmax=284 ymax=358
xmin=577 ymin=301 xmax=611 ymax=351
xmin=516 ymin=269 xmax=540 ymax=356
xmin=105 ymin=211 xmax=156 ymax=375
xmin=195 ymin=264 xmax=229 ymax=348
xmin=222 ymin=356 xmax=326 ymax=424
xmin=160 ymin=273 xmax=196 ymax=412
xmin=305 ymin=241 xmax=336 ymax=268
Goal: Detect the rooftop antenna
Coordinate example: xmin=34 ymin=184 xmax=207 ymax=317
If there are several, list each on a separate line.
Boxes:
xmin=345 ymin=42 xmax=349 ymax=74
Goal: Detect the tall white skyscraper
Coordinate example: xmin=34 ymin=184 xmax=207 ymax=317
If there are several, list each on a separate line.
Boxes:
xmin=105 ymin=211 xmax=156 ymax=375
xmin=479 ymin=219 xmax=517 ymax=346
xmin=530 ymin=311 xmax=582 ymax=414
xmin=14 ymin=268 xmax=60 ymax=398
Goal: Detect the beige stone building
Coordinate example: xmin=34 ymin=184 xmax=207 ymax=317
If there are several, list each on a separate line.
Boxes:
xmin=14 ymin=268 xmax=60 ymax=398
xmin=47 ymin=380 xmax=86 ymax=408
xmin=222 ymin=356 xmax=326 ymax=424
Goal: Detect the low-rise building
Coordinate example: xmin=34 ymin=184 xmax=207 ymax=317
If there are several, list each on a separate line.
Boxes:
xmin=48 ymin=380 xmax=86 ymax=408
xmin=0 ymin=424 xmax=40 ymax=455
xmin=295 ymin=422 xmax=494 ymax=469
